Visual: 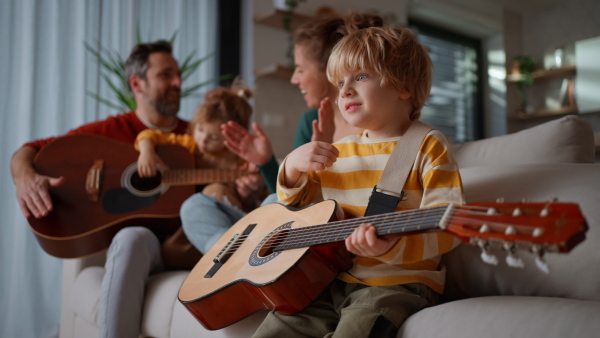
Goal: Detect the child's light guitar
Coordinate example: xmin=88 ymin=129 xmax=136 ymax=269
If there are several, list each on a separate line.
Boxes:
xmin=28 ymin=133 xmax=252 ymax=258
xmin=178 ymin=199 xmax=587 ymax=330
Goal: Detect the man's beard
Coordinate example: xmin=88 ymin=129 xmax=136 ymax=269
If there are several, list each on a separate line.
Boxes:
xmin=153 ymin=99 xmax=180 ymax=117
xmin=148 ymin=89 xmax=180 ymax=117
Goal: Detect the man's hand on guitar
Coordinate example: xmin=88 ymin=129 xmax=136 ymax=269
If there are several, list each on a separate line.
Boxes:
xmin=345 ymin=223 xmax=400 ymax=257
xmin=15 ymin=170 xmax=64 ymax=219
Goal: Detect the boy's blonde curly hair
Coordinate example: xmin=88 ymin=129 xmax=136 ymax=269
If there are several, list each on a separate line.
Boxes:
xmin=326 ymin=26 xmax=433 ymax=121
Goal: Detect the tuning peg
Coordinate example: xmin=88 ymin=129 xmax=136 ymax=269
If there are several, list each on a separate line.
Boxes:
xmin=496 ymin=197 xmax=505 ymax=203
xmin=532 ymin=227 xmax=544 ymax=237
xmin=479 ymin=224 xmax=490 ymax=233
xmin=504 ymin=226 xmax=517 ymax=236
xmin=531 ymin=245 xmax=550 ymax=274
xmin=478 ymin=239 xmax=498 ymax=265
xmin=535 ymin=257 xmax=550 ymax=274
xmin=503 ymin=243 xmax=524 ymax=268
xmin=512 ymin=208 xmax=522 ymax=216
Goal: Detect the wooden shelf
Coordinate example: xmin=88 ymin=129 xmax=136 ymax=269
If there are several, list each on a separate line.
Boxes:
xmin=254 ymin=9 xmax=312 ymax=31
xmin=516 ymin=106 xmax=578 ymax=120
xmin=507 ymin=65 xmax=577 ymax=83
xmin=255 ymin=64 xmax=294 ymax=81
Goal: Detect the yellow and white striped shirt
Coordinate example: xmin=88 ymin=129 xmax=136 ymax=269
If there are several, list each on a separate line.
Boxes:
xmin=277 ymin=129 xmax=465 ymax=293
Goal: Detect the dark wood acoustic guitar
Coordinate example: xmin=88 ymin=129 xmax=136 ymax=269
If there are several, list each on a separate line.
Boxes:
xmin=28 ymin=133 xmax=249 ymax=258
xmin=178 ymin=199 xmax=587 ymax=330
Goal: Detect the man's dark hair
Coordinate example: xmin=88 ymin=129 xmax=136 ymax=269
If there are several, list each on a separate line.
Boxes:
xmin=124 ymin=40 xmax=173 ymax=92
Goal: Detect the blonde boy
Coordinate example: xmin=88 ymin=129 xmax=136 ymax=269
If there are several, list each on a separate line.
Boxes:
xmin=254 ymin=26 xmax=465 ymax=337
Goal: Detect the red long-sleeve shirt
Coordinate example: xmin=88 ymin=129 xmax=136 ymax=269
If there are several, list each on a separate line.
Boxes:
xmin=23 ymin=111 xmax=188 ymax=150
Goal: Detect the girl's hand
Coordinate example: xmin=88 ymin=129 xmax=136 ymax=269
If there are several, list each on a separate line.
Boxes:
xmin=235 ymin=173 xmax=265 ymax=210
xmin=138 ymin=149 xmax=168 ymax=177
xmin=222 ymin=121 xmax=273 ymax=166
xmin=283 ymin=141 xmax=339 ymax=187
xmin=311 ymin=97 xmax=335 ymax=144
xmin=345 ymin=223 xmax=400 ymax=257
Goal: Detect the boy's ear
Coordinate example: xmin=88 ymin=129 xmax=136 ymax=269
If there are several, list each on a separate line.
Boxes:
xmin=398 ymin=90 xmax=411 ymax=100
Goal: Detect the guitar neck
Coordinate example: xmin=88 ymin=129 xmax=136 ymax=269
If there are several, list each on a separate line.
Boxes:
xmin=274 ymin=205 xmax=451 ymax=252
xmin=162 ymin=169 xmax=250 ymax=186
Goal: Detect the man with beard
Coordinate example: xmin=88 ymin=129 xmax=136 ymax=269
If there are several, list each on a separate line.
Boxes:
xmin=10 ymin=40 xmax=189 ymax=338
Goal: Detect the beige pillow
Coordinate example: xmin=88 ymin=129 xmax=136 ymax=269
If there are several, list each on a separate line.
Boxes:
xmin=452 ymin=116 xmax=595 ymax=167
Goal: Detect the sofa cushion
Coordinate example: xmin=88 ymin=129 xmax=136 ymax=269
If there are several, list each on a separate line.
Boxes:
xmin=442 ymin=163 xmax=600 ymax=301
xmin=398 ymin=296 xmax=600 ymax=338
xmin=452 ymin=116 xmax=595 ymax=167
xmin=142 ymin=271 xmax=190 ymax=337
xmin=70 ymin=266 xmax=104 ymax=326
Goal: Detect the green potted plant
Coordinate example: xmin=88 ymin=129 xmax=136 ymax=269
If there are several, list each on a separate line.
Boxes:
xmin=84 ymin=30 xmax=230 ymax=112
xmin=511 ymin=55 xmax=536 ymax=112
xmin=279 ymin=0 xmax=306 ymax=69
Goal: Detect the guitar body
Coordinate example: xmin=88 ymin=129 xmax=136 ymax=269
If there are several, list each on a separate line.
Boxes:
xmin=29 ymin=133 xmax=195 ymax=258
xmin=178 ymin=200 xmax=353 ymax=330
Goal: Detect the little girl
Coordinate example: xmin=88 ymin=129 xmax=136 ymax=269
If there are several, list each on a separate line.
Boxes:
xmin=135 ymin=81 xmax=264 ymax=213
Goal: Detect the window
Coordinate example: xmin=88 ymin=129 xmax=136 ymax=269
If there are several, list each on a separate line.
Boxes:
xmin=408 ymin=20 xmax=483 ymax=143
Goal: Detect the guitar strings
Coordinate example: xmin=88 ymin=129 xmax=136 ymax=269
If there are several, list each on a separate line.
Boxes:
xmin=213 ymin=207 xmax=452 ymax=252
xmin=208 ymin=205 xmax=535 ymax=254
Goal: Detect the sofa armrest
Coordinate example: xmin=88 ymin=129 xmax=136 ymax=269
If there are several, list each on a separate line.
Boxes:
xmin=59 ymin=252 xmax=106 ymax=338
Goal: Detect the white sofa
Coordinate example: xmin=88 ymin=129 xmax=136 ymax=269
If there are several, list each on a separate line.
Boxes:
xmin=60 ymin=115 xmax=600 ymax=338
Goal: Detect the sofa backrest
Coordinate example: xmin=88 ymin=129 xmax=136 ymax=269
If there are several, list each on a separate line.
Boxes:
xmin=441 ymin=163 xmax=600 ymax=303
xmin=452 ymin=116 xmax=595 ymax=167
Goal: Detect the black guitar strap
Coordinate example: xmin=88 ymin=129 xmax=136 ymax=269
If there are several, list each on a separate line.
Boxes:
xmin=364 ymin=121 xmax=433 ymax=217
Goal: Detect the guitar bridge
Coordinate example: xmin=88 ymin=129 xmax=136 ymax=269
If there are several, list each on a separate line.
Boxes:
xmin=204 ymin=223 xmax=256 ymax=278
xmin=86 ymin=159 xmax=104 ymax=202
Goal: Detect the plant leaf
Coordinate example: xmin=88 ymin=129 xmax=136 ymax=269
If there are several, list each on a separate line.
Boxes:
xmin=86 ymin=91 xmax=127 ymax=111
xmin=169 ymin=30 xmax=178 ymax=45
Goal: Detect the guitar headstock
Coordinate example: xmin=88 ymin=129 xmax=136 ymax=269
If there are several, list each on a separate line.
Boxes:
xmin=444 ymin=200 xmax=588 ymax=273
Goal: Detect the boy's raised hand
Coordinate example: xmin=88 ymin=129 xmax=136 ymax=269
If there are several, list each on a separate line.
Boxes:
xmin=283 ymin=141 xmax=339 ymax=187
xmin=222 ymin=121 xmax=273 ymax=166
xmin=311 ymin=97 xmax=335 ymax=144
xmin=345 ymin=223 xmax=400 ymax=257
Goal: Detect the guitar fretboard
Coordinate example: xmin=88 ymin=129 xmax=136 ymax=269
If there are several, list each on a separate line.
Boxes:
xmin=274 ymin=206 xmax=449 ymax=251
xmin=162 ymin=169 xmax=251 ymax=186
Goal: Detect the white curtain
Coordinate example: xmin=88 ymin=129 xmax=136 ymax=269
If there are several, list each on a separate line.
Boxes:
xmin=0 ymin=1 xmax=217 ymax=337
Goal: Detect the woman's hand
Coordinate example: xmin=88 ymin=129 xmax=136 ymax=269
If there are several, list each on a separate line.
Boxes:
xmin=345 ymin=223 xmax=400 ymax=257
xmin=222 ymin=121 xmax=273 ymax=166
xmin=311 ymin=97 xmax=336 ymax=144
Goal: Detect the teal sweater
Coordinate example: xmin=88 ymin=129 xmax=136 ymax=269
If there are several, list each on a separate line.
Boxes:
xmin=259 ymin=108 xmax=318 ymax=193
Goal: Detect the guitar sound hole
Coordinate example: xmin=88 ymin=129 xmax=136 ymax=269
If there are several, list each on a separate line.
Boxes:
xmin=258 ymin=229 xmax=289 ymax=257
xmin=249 ymin=222 xmax=293 ymax=266
xmin=130 ymin=171 xmax=162 ymax=192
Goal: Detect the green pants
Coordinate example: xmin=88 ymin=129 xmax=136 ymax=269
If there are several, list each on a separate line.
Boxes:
xmin=252 ymin=279 xmax=438 ymax=338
